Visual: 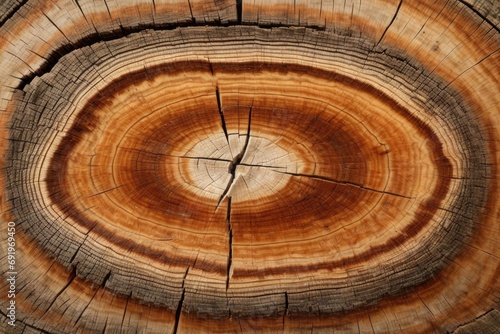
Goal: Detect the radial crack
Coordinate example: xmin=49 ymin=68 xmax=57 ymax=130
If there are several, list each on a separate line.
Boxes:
xmin=74 ymin=0 xmax=89 ymax=24
xmin=456 ymin=0 xmax=500 ymax=34
xmin=173 ymin=294 xmax=185 ymax=329
xmin=377 ymin=0 xmax=403 ymax=45
xmin=215 ymin=86 xmax=229 ymax=143
xmin=180 ymin=155 xmax=232 ymax=163
xmin=236 ymin=0 xmax=243 ymax=24
xmin=40 ymin=264 xmax=78 ymax=318
xmin=273 ymin=171 xmax=414 ymax=199
xmin=240 ymin=162 xmax=285 ymax=169
xmin=216 ymin=173 xmax=235 ymax=209
xmin=283 ymin=291 xmax=289 ymax=328
xmin=42 ymin=11 xmax=70 ymax=41
xmin=228 ymin=105 xmax=252 ymax=174
xmin=74 ymin=282 xmax=106 ymax=326
xmin=216 ymin=106 xmax=253 ymax=208
xmin=449 ymin=309 xmax=496 ymax=333
xmin=187 ymin=0 xmax=196 ymax=23
xmin=226 ymin=197 xmax=233 ymax=291
xmin=172 ymin=267 xmax=189 ymax=334
xmin=120 ymin=292 xmax=132 ymax=331
xmin=101 ymin=318 xmax=108 ymax=334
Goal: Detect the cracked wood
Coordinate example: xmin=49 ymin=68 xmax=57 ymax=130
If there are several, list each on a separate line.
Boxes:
xmin=0 ymin=0 xmax=499 ymax=333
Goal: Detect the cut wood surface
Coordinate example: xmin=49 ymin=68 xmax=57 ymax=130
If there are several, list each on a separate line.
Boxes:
xmin=0 ymin=0 xmax=499 ymax=333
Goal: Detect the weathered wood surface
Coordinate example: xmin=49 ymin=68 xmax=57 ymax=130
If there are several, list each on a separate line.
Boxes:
xmin=0 ymin=0 xmax=499 ymax=333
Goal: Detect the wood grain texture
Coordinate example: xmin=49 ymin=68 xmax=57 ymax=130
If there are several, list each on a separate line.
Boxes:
xmin=0 ymin=0 xmax=498 ymax=333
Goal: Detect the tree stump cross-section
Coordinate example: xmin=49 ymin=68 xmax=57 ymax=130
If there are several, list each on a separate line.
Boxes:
xmin=0 ymin=1 xmax=499 ymax=333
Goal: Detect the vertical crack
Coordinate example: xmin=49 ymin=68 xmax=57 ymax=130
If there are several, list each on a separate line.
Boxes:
xmin=103 ymin=0 xmax=112 ymax=19
xmin=215 ymin=86 xmax=229 ymax=143
xmin=74 ymin=0 xmax=89 ymax=24
xmin=42 ymin=11 xmax=71 ymax=41
xmin=172 ymin=267 xmax=189 ymax=334
xmin=74 ymin=280 xmax=107 ymax=326
xmin=187 ymin=0 xmax=196 ymax=23
xmin=120 ymin=292 xmax=132 ymax=331
xmin=172 ymin=291 xmax=185 ymax=334
xmin=236 ymin=0 xmax=243 ymax=24
xmin=228 ymin=105 xmax=252 ymax=174
xmin=377 ymin=0 xmax=403 ymax=45
xmin=219 ymin=106 xmax=253 ymax=290
xmin=216 ymin=106 xmax=253 ymax=208
xmin=40 ymin=264 xmax=78 ymax=318
xmin=69 ymin=225 xmax=96 ymax=264
xmin=283 ymin=291 xmax=289 ymax=328
xmin=226 ymin=197 xmax=233 ymax=291
xmin=69 ymin=241 xmax=84 ymax=264
xmin=101 ymin=271 xmax=112 ymax=288
xmin=216 ymin=173 xmax=234 ymax=209
xmin=101 ymin=318 xmax=108 ymax=334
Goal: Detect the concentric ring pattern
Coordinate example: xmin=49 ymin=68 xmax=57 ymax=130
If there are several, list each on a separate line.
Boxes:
xmin=0 ymin=1 xmax=499 ymax=333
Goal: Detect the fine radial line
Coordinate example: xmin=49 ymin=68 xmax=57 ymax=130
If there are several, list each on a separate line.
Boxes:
xmin=273 ymin=170 xmax=414 ymax=199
